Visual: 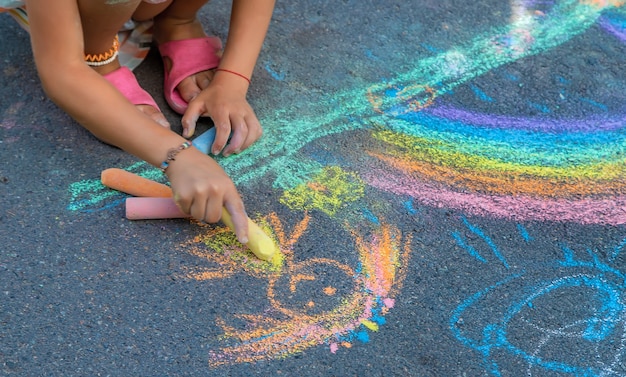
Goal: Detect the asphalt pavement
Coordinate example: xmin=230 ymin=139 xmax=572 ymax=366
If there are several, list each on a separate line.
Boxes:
xmin=1 ymin=1 xmax=626 ymax=376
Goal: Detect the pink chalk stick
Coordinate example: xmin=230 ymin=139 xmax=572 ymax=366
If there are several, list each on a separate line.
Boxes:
xmin=125 ymin=197 xmax=190 ymax=220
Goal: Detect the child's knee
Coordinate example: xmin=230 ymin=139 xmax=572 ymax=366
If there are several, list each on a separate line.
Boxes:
xmin=133 ymin=0 xmax=173 ymax=21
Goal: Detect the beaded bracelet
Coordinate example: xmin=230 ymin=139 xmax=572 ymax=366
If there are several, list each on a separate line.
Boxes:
xmin=215 ymin=68 xmax=251 ymax=85
xmin=85 ymin=51 xmax=119 ymax=67
xmin=160 ymin=141 xmax=192 ymax=173
xmin=85 ymin=36 xmax=120 ymax=67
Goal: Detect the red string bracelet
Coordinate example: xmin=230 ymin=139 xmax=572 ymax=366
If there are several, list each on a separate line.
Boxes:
xmin=215 ymin=68 xmax=251 ymax=85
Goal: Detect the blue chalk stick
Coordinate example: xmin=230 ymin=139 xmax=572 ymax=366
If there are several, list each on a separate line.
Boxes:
xmin=191 ymin=127 xmax=217 ymax=155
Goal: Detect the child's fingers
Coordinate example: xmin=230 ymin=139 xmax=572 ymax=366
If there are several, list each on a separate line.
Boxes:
xmin=203 ymin=197 xmax=224 ymax=224
xmin=188 ymin=200 xmax=206 ymax=222
xmin=211 ymin=115 xmax=232 ymax=155
xmin=222 ymin=115 xmax=248 ymax=157
xmin=181 ymin=111 xmax=200 ymax=138
xmin=240 ymin=114 xmax=263 ymax=151
xmin=183 ymin=96 xmax=214 ymax=138
xmin=177 ymin=179 xmax=226 ymax=223
xmin=224 ymin=199 xmax=249 ymax=244
xmin=174 ymin=191 xmax=193 ymax=215
xmin=184 ymin=191 xmax=221 ymax=224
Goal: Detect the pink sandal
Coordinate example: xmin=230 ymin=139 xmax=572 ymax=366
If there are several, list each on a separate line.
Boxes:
xmin=157 ymin=36 xmax=222 ymax=114
xmin=103 ymin=66 xmax=161 ymax=110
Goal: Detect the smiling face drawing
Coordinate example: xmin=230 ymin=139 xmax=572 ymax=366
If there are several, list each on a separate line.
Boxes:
xmin=266 ymin=257 xmax=357 ymax=318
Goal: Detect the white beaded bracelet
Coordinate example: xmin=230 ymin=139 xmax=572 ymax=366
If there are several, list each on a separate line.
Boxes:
xmin=85 ymin=50 xmax=119 ymax=67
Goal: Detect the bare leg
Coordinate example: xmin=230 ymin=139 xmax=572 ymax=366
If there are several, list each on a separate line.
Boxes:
xmin=77 ymin=0 xmax=141 ymax=75
xmin=151 ymin=0 xmax=210 ymax=43
xmin=76 ymin=0 xmax=169 ymax=127
xmin=132 ymin=0 xmax=172 ymax=22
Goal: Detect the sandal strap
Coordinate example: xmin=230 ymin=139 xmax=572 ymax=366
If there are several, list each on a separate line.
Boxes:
xmin=103 ymin=66 xmax=160 ymax=110
xmin=158 ymin=36 xmax=222 ymax=114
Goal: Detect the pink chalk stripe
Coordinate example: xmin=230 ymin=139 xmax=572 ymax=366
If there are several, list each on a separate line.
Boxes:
xmin=364 ymin=169 xmax=626 ymax=225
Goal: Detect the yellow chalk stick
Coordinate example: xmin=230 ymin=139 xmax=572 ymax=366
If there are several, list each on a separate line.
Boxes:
xmin=220 ymin=208 xmax=278 ymax=261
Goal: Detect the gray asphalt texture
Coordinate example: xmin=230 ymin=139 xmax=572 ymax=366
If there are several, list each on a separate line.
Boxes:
xmin=2 ymin=1 xmax=626 ymax=376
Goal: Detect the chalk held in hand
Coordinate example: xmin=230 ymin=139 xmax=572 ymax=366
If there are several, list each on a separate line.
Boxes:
xmin=101 ymin=167 xmax=278 ymax=261
xmin=125 ymin=197 xmax=277 ymax=261
xmin=190 ymin=127 xmax=217 ymax=155
xmin=219 ymin=208 xmax=278 ymax=261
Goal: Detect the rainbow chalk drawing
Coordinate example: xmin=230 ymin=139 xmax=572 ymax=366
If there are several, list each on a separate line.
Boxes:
xmin=64 ymin=0 xmax=626 ymax=369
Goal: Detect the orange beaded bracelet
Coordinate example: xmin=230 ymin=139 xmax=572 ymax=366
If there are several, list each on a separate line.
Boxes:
xmin=84 ymin=36 xmax=120 ymax=67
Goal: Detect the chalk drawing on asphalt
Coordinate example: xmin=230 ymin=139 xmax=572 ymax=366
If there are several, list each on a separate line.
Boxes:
xmin=68 ymin=0 xmax=625 ymax=225
xmin=450 ymin=225 xmax=626 ymax=376
xmin=178 ymin=212 xmax=413 ymax=366
xmin=61 ymin=0 xmax=626 ymax=368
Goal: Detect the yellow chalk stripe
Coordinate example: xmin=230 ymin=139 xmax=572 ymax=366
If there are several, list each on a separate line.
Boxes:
xmin=373 ymin=129 xmax=626 ymax=182
xmin=361 ymin=320 xmax=379 ymax=332
xmin=371 ymin=152 xmax=626 ymax=198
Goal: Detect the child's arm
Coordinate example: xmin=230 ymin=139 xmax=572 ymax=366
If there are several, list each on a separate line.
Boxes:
xmin=182 ymin=0 xmax=276 ymax=157
xmin=24 ymin=0 xmax=249 ymax=242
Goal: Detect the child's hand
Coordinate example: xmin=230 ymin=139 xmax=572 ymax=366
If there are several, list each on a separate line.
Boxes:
xmin=165 ymin=146 xmax=249 ymax=243
xmin=181 ymin=73 xmax=262 ymax=157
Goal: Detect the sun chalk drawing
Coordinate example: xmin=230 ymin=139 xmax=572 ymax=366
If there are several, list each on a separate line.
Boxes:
xmin=180 ymin=212 xmax=412 ymax=366
xmin=450 ymin=224 xmax=626 ymax=376
xmin=64 ymin=0 xmax=626 ymax=368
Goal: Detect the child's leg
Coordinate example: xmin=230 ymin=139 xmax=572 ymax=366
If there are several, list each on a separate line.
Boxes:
xmin=151 ymin=0 xmax=210 ymax=43
xmin=77 ymin=0 xmax=142 ymax=75
xmin=132 ymin=0 xmax=172 ymax=23
xmin=76 ymin=0 xmax=169 ymax=127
